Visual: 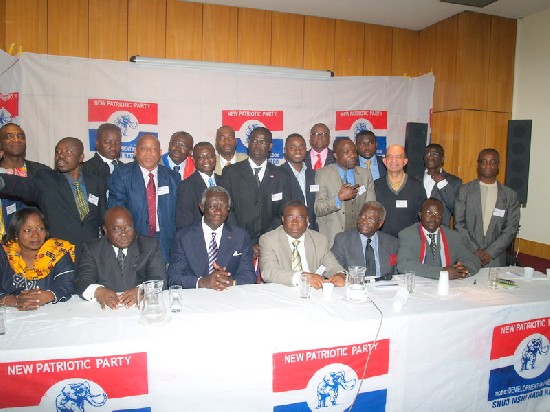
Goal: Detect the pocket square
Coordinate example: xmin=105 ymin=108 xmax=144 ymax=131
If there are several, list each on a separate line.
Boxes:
xmin=232 ymin=251 xmax=242 ymax=256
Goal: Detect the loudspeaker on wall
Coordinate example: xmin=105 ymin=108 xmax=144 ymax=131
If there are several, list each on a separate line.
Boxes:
xmin=404 ymin=122 xmax=428 ymax=180
xmin=505 ymin=120 xmax=532 ymax=205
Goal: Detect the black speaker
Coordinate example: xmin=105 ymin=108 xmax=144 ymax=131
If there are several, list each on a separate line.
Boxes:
xmin=404 ymin=122 xmax=428 ymax=179
xmin=505 ymin=120 xmax=532 ymax=205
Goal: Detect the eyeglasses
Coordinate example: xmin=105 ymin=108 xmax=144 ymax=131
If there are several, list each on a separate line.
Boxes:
xmin=311 ymin=132 xmax=329 ymax=137
xmin=194 ymin=153 xmax=215 ymax=160
xmin=421 ymin=211 xmax=442 ymax=217
xmin=284 ymin=215 xmax=307 ymax=222
xmin=109 ymin=226 xmax=134 ymax=235
xmin=171 ymin=142 xmax=191 ymax=149
xmin=425 ymin=152 xmax=442 ymax=158
xmin=249 ymin=139 xmax=270 ymax=147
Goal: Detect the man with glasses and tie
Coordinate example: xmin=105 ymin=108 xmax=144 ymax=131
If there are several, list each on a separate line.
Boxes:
xmin=160 ymin=131 xmax=195 ymax=180
xmin=82 ymin=123 xmax=122 ymax=185
xmin=332 ymin=201 xmax=398 ymax=278
xmin=176 ymin=142 xmax=220 ymax=229
xmin=168 ymin=186 xmax=255 ymax=290
xmin=260 ymin=201 xmax=345 ymax=288
xmin=355 ymin=130 xmax=386 ymax=181
xmin=397 ymin=198 xmax=480 ymax=279
xmin=304 ymin=123 xmax=335 ymax=171
xmin=75 ymin=206 xmax=165 ymax=309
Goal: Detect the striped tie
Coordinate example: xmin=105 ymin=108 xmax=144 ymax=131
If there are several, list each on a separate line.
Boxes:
xmin=291 ymin=240 xmax=302 ymax=272
xmin=208 ymin=232 xmax=218 ymax=274
xmin=73 ymin=181 xmax=89 ymax=220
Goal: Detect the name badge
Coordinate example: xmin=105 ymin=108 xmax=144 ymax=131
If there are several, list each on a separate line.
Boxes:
xmin=396 ymin=200 xmax=408 ymax=208
xmin=357 ymin=185 xmax=366 ymax=196
xmin=88 ymin=194 xmax=99 ymax=206
xmin=272 ymin=192 xmax=283 ymax=202
xmin=309 ymin=184 xmax=319 ymax=193
xmin=158 ymin=186 xmax=170 ymax=195
xmin=5 ymin=203 xmax=16 ymax=215
xmin=493 ymin=208 xmax=505 ymax=217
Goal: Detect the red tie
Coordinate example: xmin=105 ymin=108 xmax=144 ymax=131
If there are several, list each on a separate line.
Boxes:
xmin=147 ymin=173 xmax=156 ymax=236
xmin=314 ymin=154 xmax=322 ymax=170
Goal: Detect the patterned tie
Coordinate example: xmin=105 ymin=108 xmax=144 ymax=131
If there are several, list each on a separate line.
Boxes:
xmin=253 ymin=167 xmax=261 ymax=187
xmin=110 ymin=159 xmax=118 ymax=173
xmin=146 ymin=173 xmax=156 ymax=236
xmin=366 ymin=159 xmax=371 ymax=170
xmin=365 ymin=238 xmax=376 ymax=276
xmin=428 ymin=233 xmax=437 ymax=259
xmin=117 ymin=248 xmax=125 ymax=273
xmin=313 ymin=154 xmax=322 ymax=170
xmin=0 ymin=207 xmax=5 ymax=239
xmin=208 ymin=232 xmax=218 ymax=274
xmin=73 ymin=181 xmax=89 ymax=221
xmin=291 ymin=240 xmax=303 ymax=272
xmin=208 ymin=176 xmax=215 ymax=187
xmin=173 ymin=165 xmax=180 ymax=172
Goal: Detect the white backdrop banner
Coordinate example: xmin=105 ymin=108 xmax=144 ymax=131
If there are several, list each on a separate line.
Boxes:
xmin=0 ymin=51 xmax=433 ymax=166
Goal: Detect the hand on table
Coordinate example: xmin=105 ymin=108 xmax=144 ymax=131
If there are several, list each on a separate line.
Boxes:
xmin=9 ymin=288 xmax=54 ymax=311
xmin=445 ymin=263 xmax=470 ymax=280
xmin=199 ymin=262 xmax=233 ymax=291
xmin=95 ymin=287 xmax=119 ymax=310
xmin=327 ymin=273 xmax=346 ymax=287
xmin=118 ymin=287 xmax=139 ymax=308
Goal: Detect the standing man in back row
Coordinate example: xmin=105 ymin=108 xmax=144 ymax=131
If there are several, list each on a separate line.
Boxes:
xmin=161 ymin=131 xmax=195 ymax=180
xmin=214 ymin=125 xmax=247 ymax=175
xmin=82 ymin=123 xmax=122 ymax=185
xmin=355 ymin=130 xmax=386 ymax=181
xmin=305 ymin=123 xmax=335 ymax=171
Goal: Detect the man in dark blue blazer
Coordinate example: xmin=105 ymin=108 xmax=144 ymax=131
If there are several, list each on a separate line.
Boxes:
xmin=81 ymin=123 xmax=122 ymax=185
xmin=168 ymin=186 xmax=255 ymax=289
xmin=304 ymin=123 xmax=335 ymax=171
xmin=108 ymin=134 xmax=179 ymax=262
xmin=280 ymin=133 xmax=318 ymax=231
xmin=355 ymin=130 xmax=387 ymax=181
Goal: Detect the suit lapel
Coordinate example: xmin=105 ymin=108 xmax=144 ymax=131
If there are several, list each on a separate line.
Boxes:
xmin=470 ymin=181 xmax=486 ymax=242
xmin=351 ymin=230 xmax=364 ymax=264
xmin=484 ymin=182 xmax=505 ymax=241
xmin=304 ymin=230 xmax=317 ymax=272
xmin=55 ymin=172 xmax=81 ymax=220
xmin=278 ymin=227 xmax=293 ymax=270
xmin=194 ymin=223 xmax=211 ymax=275
xmin=217 ymin=224 xmax=234 ymax=268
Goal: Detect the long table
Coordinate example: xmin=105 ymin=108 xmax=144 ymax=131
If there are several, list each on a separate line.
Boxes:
xmin=1 ymin=268 xmax=550 ymax=411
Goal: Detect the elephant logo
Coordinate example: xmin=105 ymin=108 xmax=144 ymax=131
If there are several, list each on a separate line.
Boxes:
xmin=114 ymin=113 xmax=138 ymax=137
xmin=0 ymin=108 xmax=14 ymax=125
xmin=55 ymin=381 xmax=107 ymax=412
xmin=521 ymin=337 xmax=550 ymax=371
xmin=316 ymin=370 xmax=356 ymax=408
xmin=352 ymin=119 xmax=374 ymax=140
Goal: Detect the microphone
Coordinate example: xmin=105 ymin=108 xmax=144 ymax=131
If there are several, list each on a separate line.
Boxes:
xmin=374 ymin=273 xmax=393 ymax=282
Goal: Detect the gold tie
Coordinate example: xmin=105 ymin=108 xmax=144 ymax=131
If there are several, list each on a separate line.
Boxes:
xmin=291 ymin=239 xmax=303 ymax=271
xmin=366 ymin=159 xmax=371 ymax=170
xmin=73 ymin=181 xmax=89 ymax=220
xmin=0 ymin=207 xmax=4 ymax=239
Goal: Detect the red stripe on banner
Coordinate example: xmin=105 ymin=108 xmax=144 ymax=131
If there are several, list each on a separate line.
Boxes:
xmin=335 ymin=111 xmax=388 ymax=130
xmin=0 ymin=92 xmax=19 ymax=116
xmin=272 ymin=339 xmax=389 ymax=393
xmin=490 ymin=318 xmax=550 ymax=360
xmin=0 ymin=352 xmax=148 ymax=408
xmin=88 ymin=99 xmax=158 ymax=123
xmin=221 ymin=110 xmax=284 ymax=131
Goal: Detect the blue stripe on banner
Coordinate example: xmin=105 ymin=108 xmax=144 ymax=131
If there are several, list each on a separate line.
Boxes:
xmin=113 ymin=408 xmax=151 ymax=412
xmin=274 ymin=390 xmax=387 ymax=412
xmin=488 ymin=364 xmax=550 ymax=401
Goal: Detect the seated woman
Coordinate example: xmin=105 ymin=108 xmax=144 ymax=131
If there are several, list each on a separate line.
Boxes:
xmin=0 ymin=208 xmax=75 ymax=310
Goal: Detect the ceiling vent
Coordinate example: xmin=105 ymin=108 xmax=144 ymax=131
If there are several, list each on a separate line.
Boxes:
xmin=440 ymin=0 xmax=498 ymax=7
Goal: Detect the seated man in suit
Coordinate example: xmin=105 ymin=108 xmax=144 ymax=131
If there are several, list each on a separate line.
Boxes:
xmin=260 ymin=200 xmax=346 ymax=289
xmin=81 ymin=123 xmax=122 ymax=185
xmin=355 ymin=130 xmax=386 ymax=181
xmin=397 ymin=198 xmax=481 ymax=279
xmin=108 ymin=134 xmax=180 ymax=262
xmin=75 ymin=206 xmax=165 ymax=309
xmin=168 ymin=186 xmax=255 ymax=289
xmin=314 ymin=137 xmax=376 ymax=247
xmin=214 ymin=125 xmax=247 ymax=175
xmin=176 ymin=142 xmax=219 ymax=229
xmin=305 ymin=123 xmax=335 ymax=170
xmin=332 ymin=201 xmax=398 ymax=277
xmin=160 ymin=131 xmax=195 ymax=180
xmin=280 ymin=133 xmax=318 ymax=231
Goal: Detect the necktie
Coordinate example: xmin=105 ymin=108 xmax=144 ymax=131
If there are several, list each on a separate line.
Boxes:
xmin=73 ymin=181 xmax=89 ymax=221
xmin=366 ymin=159 xmax=371 ymax=170
xmin=173 ymin=165 xmax=180 ymax=172
xmin=291 ymin=240 xmax=303 ymax=272
xmin=365 ymin=238 xmax=376 ymax=276
xmin=117 ymin=248 xmax=125 ymax=273
xmin=0 ymin=207 xmax=4 ymax=239
xmin=428 ymin=233 xmax=437 ymax=259
xmin=253 ymin=167 xmax=261 ymax=187
xmin=226 ymin=160 xmax=231 ymax=166
xmin=314 ymin=154 xmax=322 ymax=170
xmin=208 ymin=232 xmax=218 ymax=274
xmin=112 ymin=159 xmax=119 ymax=166
xmin=208 ymin=176 xmax=215 ymax=187
xmin=146 ymin=173 xmax=156 ymax=236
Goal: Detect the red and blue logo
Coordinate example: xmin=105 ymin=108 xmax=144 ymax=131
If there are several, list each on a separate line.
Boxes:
xmin=273 ymin=339 xmax=389 ymax=411
xmin=0 ymin=92 xmax=19 ymax=125
xmin=335 ymin=110 xmax=388 ymax=155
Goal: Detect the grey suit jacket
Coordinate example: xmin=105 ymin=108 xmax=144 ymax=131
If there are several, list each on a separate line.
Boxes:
xmin=259 ymin=226 xmax=344 ymax=286
xmin=75 ymin=234 xmax=166 ymax=295
xmin=214 ymin=152 xmax=248 ymax=175
xmin=454 ymin=180 xmax=520 ymax=267
xmin=397 ymin=223 xmax=481 ymax=279
xmin=314 ymin=164 xmax=375 ymax=247
xmin=331 ymin=229 xmax=398 ymax=276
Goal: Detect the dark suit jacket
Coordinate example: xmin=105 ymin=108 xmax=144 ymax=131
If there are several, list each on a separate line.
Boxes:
xmin=220 ymin=161 xmax=291 ymax=245
xmin=167 ymin=221 xmax=255 ymax=288
xmin=397 ymin=223 xmax=481 ymax=279
xmin=81 ymin=153 xmax=112 ymax=184
xmin=107 ymin=161 xmax=180 ymax=262
xmin=75 ymin=234 xmax=165 ymax=296
xmin=0 ymin=169 xmax=106 ymax=250
xmin=356 ymin=155 xmax=387 ymax=180
xmin=175 ymin=171 xmax=220 ymax=229
xmin=279 ymin=162 xmax=318 ymax=231
xmin=304 ymin=148 xmax=335 ymax=170
xmin=331 ymin=229 xmax=398 ymax=276
xmin=161 ymin=153 xmax=195 ymax=180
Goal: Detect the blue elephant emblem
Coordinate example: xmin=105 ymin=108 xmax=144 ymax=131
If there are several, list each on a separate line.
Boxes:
xmin=55 ymin=381 xmax=107 ymax=412
xmin=0 ymin=108 xmax=14 ymax=125
xmin=354 ymin=121 xmax=370 ymax=138
xmin=114 ymin=114 xmax=138 ymax=136
xmin=244 ymin=123 xmax=261 ymax=144
xmin=521 ymin=337 xmax=550 ymax=371
xmin=317 ymin=370 xmax=356 ymax=408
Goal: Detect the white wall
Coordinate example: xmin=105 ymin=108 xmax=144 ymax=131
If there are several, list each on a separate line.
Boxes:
xmin=512 ymin=8 xmax=550 ymax=245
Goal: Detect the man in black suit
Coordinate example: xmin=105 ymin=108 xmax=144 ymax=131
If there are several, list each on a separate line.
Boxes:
xmin=220 ymin=126 xmax=291 ymax=258
xmin=355 ymin=130 xmax=386 ymax=181
xmin=0 ymin=137 xmax=106 ymax=252
xmin=76 ymin=206 xmax=165 ymax=309
xmin=176 ymin=142 xmax=219 ymax=229
xmin=304 ymin=123 xmax=335 ymax=170
xmin=280 ymin=133 xmax=318 ymax=231
xmin=81 ymin=123 xmax=122 ymax=184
